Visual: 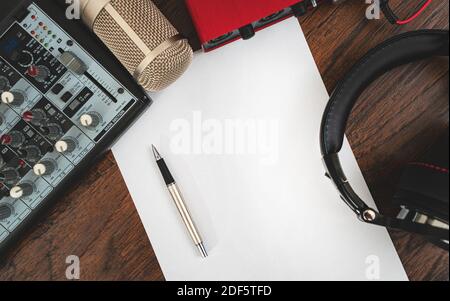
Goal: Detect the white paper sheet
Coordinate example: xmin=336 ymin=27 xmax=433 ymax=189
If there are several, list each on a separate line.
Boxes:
xmin=112 ymin=18 xmax=407 ymax=281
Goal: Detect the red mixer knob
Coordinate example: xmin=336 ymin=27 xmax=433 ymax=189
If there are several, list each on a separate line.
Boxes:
xmin=1 ymin=131 xmax=26 ymax=148
xmin=27 ymin=65 xmax=38 ymax=77
xmin=27 ymin=65 xmax=50 ymax=82
xmin=23 ymin=109 xmax=47 ymax=127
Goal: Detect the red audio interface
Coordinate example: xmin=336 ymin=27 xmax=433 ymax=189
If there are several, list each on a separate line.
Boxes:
xmin=186 ymin=0 xmax=322 ymax=52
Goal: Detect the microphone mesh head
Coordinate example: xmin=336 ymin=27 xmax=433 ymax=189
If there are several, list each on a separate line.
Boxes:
xmin=92 ymin=0 xmax=193 ymax=91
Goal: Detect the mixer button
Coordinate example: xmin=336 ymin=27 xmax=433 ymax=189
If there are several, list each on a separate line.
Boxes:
xmin=1 ymin=91 xmax=26 ymax=107
xmin=33 ymin=159 xmax=56 ymax=176
xmin=10 ymin=183 xmax=34 ymax=199
xmin=1 ymin=131 xmax=26 ymax=148
xmin=0 ymin=204 xmax=12 ymax=221
xmin=61 ymin=91 xmax=73 ymax=103
xmin=51 ymin=83 xmax=64 ymax=95
xmin=80 ymin=112 xmax=102 ymax=129
xmin=55 ymin=138 xmax=77 ymax=154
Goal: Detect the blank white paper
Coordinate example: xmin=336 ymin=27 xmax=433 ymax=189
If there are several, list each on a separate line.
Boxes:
xmin=112 ymin=18 xmax=407 ymax=281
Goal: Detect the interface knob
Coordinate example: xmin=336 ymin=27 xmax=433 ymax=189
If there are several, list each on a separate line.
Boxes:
xmin=1 ymin=131 xmax=26 ymax=148
xmin=17 ymin=50 xmax=34 ymax=67
xmin=0 ymin=168 xmax=21 ymax=186
xmin=33 ymin=159 xmax=56 ymax=176
xmin=10 ymin=182 xmax=34 ymax=199
xmin=0 ymin=76 xmax=10 ymax=92
xmin=1 ymin=90 xmax=26 ymax=106
xmin=28 ymin=65 xmax=50 ymax=82
xmin=0 ymin=204 xmax=12 ymax=221
xmin=41 ymin=123 xmax=63 ymax=141
xmin=55 ymin=138 xmax=77 ymax=154
xmin=23 ymin=109 xmax=48 ymax=127
xmin=80 ymin=112 xmax=102 ymax=129
xmin=19 ymin=145 xmax=42 ymax=163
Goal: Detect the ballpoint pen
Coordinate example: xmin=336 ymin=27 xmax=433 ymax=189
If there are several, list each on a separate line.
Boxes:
xmin=151 ymin=145 xmax=208 ymax=258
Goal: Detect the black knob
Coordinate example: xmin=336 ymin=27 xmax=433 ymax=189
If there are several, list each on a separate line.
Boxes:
xmin=0 ymin=76 xmax=10 ymax=92
xmin=41 ymin=123 xmax=63 ymax=141
xmin=239 ymin=25 xmax=255 ymax=40
xmin=0 ymin=167 xmax=21 ymax=186
xmin=0 ymin=204 xmax=12 ymax=221
xmin=16 ymin=50 xmax=34 ymax=67
xmin=19 ymin=145 xmax=41 ymax=163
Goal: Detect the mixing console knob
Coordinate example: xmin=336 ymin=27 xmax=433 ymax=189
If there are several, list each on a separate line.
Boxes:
xmin=33 ymin=159 xmax=56 ymax=176
xmin=0 ymin=204 xmax=12 ymax=221
xmin=0 ymin=76 xmax=10 ymax=92
xmin=1 ymin=131 xmax=26 ymax=148
xmin=28 ymin=65 xmax=50 ymax=83
xmin=17 ymin=50 xmax=34 ymax=68
xmin=0 ymin=168 xmax=20 ymax=186
xmin=80 ymin=112 xmax=102 ymax=129
xmin=23 ymin=109 xmax=48 ymax=127
xmin=41 ymin=123 xmax=63 ymax=141
xmin=10 ymin=183 xmax=34 ymax=199
xmin=55 ymin=138 xmax=77 ymax=154
xmin=19 ymin=145 xmax=41 ymax=163
xmin=1 ymin=90 xmax=26 ymax=106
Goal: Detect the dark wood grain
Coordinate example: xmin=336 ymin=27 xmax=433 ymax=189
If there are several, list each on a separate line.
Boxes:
xmin=0 ymin=0 xmax=448 ymax=281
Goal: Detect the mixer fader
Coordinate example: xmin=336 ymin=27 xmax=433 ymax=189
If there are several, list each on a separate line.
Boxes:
xmin=0 ymin=1 xmax=150 ymax=252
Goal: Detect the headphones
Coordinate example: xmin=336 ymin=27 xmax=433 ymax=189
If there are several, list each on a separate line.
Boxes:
xmin=320 ymin=30 xmax=449 ymax=242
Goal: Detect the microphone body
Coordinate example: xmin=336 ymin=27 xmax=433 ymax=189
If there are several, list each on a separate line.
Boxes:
xmin=80 ymin=0 xmax=193 ymax=92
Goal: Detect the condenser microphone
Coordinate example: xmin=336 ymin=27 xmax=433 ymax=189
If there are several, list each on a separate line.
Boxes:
xmin=79 ymin=0 xmax=193 ymax=92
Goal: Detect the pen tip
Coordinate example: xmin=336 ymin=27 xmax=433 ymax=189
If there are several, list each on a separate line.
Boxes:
xmin=197 ymin=243 xmax=208 ymax=258
xmin=151 ymin=144 xmax=162 ymax=161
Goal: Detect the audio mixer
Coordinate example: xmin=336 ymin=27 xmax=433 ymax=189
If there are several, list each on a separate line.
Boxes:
xmin=0 ymin=0 xmax=151 ymax=254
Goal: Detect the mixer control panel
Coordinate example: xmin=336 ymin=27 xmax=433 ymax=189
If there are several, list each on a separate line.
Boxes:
xmin=0 ymin=2 xmax=149 ymax=251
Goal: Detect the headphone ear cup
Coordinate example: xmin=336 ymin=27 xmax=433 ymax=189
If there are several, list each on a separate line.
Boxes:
xmin=393 ymin=130 xmax=449 ymax=223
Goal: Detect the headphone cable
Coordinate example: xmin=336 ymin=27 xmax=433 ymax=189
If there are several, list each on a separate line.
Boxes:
xmin=380 ymin=0 xmax=433 ymax=25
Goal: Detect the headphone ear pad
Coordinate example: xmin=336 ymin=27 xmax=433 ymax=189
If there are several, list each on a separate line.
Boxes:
xmin=393 ymin=130 xmax=449 ymax=223
xmin=320 ymin=30 xmax=449 ymax=156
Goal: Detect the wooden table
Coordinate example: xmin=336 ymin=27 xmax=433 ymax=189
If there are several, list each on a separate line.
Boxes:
xmin=0 ymin=0 xmax=448 ymax=281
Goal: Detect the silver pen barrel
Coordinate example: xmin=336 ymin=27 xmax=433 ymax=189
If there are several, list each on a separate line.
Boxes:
xmin=167 ymin=183 xmax=207 ymax=258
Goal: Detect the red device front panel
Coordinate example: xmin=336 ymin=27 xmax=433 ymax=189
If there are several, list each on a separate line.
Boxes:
xmin=186 ymin=0 xmax=303 ymax=45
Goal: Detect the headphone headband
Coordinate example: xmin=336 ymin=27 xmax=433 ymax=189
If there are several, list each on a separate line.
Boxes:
xmin=320 ymin=30 xmax=449 ymax=241
xmin=321 ymin=30 xmax=449 ymax=155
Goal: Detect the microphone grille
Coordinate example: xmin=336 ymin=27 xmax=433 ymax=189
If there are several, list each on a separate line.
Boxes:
xmin=92 ymin=0 xmax=193 ymax=91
